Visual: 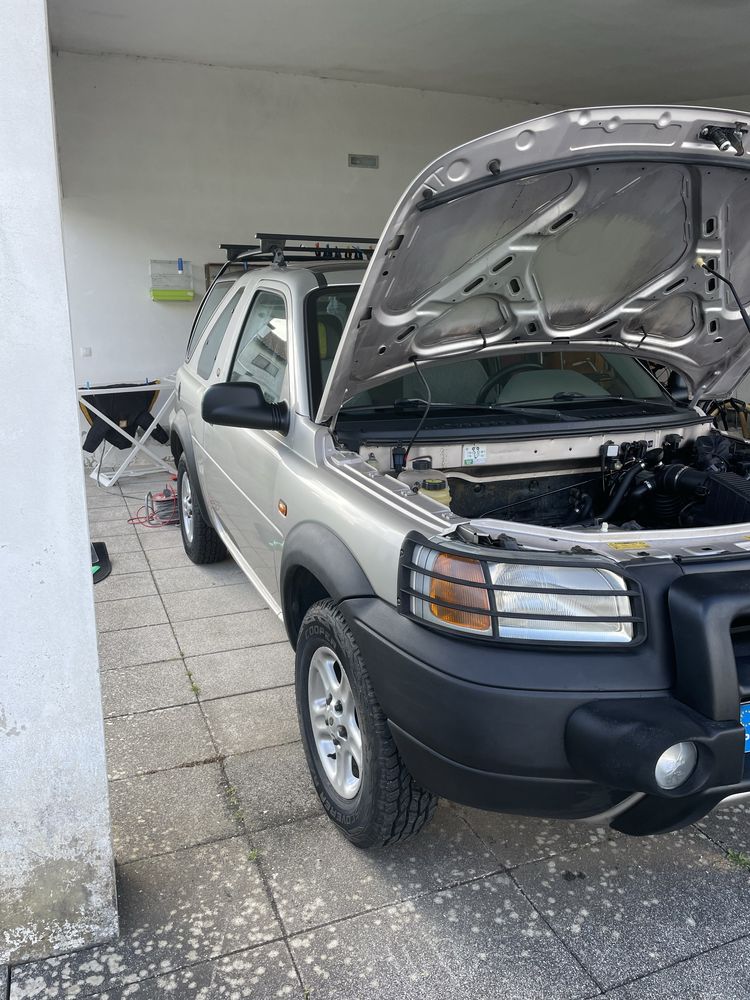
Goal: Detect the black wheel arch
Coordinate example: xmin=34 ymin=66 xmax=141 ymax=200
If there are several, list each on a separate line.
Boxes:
xmin=280 ymin=522 xmax=375 ymax=647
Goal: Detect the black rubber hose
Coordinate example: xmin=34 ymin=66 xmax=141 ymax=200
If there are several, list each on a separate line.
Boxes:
xmin=563 ymin=492 xmax=594 ymax=525
xmin=596 ymin=462 xmax=645 ymax=524
xmin=655 ymin=463 xmax=709 ymax=495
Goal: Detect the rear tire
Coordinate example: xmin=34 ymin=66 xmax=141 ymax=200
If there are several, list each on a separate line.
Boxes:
xmin=177 ymin=455 xmax=227 ymax=564
xmin=296 ymin=599 xmax=437 ymax=848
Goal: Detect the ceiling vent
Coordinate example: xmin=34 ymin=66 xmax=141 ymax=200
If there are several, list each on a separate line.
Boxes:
xmin=348 ymin=153 xmax=379 ymax=169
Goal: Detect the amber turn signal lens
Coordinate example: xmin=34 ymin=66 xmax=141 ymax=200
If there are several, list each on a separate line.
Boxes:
xmin=429 ymin=553 xmax=491 ymax=631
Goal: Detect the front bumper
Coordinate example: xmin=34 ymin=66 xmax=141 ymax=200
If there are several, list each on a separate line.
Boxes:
xmin=341 ymin=560 xmax=750 ymax=835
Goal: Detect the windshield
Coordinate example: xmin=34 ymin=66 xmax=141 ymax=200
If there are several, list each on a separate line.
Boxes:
xmin=307 ymin=287 xmax=677 ymax=418
xmin=344 ymin=351 xmax=672 ymax=411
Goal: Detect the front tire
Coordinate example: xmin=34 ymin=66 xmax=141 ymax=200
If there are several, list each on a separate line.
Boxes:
xmin=296 ymin=600 xmax=437 ymax=848
xmin=177 ymin=456 xmax=227 ymax=564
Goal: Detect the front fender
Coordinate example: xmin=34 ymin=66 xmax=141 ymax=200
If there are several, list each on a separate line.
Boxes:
xmin=280 ymin=522 xmax=375 ymax=644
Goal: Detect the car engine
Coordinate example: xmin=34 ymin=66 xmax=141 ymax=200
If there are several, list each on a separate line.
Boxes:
xmin=445 ymin=431 xmax=750 ymax=530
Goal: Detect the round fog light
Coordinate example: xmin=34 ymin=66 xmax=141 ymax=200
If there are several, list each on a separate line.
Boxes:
xmin=655 ymin=741 xmax=698 ymax=790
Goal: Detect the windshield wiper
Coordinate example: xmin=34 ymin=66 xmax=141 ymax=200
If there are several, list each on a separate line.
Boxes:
xmin=501 ymin=394 xmax=684 ymax=411
xmin=488 ymin=402 xmax=574 ymax=420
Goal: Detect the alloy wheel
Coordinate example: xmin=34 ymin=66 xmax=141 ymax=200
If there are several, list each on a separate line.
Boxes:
xmin=307 ymin=645 xmax=363 ymax=799
xmin=180 ymin=470 xmax=194 ymax=543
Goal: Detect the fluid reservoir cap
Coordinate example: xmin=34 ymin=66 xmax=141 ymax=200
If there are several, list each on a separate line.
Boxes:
xmin=412 ymin=458 xmax=433 ymax=471
xmin=422 ymin=477 xmax=445 ymax=490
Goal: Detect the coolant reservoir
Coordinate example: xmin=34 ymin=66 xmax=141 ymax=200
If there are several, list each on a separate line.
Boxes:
xmin=397 ymin=459 xmax=451 ymax=506
xmin=418 ymin=474 xmax=451 ymax=507
xmin=398 ymin=456 xmax=435 ymax=491
xmin=398 ymin=468 xmax=426 ymax=491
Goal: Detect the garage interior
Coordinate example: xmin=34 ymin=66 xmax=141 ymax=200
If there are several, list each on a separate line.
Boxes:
xmin=5 ymin=0 xmax=750 ymax=996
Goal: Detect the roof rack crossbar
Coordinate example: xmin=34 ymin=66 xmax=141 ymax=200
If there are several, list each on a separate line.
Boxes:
xmin=220 ymin=233 xmax=378 ymax=263
xmin=219 ymin=244 xmax=261 ymax=262
xmin=255 ymin=232 xmax=378 ymax=251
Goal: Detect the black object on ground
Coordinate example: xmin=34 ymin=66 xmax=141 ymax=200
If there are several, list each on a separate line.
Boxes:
xmin=91 ymin=541 xmax=112 ymax=583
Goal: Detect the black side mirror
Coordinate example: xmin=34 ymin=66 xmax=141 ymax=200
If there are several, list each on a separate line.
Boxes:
xmin=667 ymin=370 xmax=690 ymax=404
xmin=202 ymin=381 xmax=290 ymax=434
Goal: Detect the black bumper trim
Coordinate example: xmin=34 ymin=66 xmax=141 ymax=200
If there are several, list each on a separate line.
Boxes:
xmin=566 ymin=697 xmax=744 ymax=798
xmin=613 ymin=754 xmax=750 ymax=836
xmin=389 ymin=722 xmax=622 ymax=820
xmin=669 ymin=570 xmax=750 ymax=720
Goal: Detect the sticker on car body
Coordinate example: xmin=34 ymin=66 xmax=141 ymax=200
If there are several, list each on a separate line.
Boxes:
xmin=462 ymin=444 xmax=487 ymax=466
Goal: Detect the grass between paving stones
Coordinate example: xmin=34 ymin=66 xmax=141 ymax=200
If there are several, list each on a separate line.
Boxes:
xmin=223 ymin=782 xmax=261 ymax=860
xmin=185 ymin=665 xmax=201 ymax=696
xmin=726 ymin=849 xmax=750 ymax=870
xmin=224 ymin=782 xmax=244 ymax=824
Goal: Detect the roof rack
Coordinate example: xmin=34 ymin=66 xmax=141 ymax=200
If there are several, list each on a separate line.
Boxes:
xmin=220 ymin=232 xmax=378 ymax=263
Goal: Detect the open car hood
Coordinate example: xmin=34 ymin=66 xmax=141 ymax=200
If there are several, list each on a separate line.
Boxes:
xmin=318 ymin=106 xmax=750 ymax=422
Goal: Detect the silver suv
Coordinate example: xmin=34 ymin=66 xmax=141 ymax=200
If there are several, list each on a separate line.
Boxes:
xmin=172 ymin=106 xmax=750 ymax=847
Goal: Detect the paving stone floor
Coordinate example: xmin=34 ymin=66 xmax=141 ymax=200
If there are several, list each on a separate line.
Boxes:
xmin=7 ymin=473 xmax=750 ymax=998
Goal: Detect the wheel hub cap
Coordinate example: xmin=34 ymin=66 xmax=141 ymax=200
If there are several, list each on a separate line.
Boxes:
xmin=308 ymin=646 xmax=363 ymax=799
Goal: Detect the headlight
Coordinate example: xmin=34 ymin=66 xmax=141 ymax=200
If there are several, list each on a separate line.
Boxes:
xmin=406 ymin=544 xmax=636 ymax=643
xmin=412 ymin=549 xmax=493 ymax=635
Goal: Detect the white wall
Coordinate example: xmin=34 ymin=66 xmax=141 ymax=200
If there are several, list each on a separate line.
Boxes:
xmin=0 ymin=0 xmax=116 ymax=964
xmin=51 ymin=51 xmax=554 ymax=384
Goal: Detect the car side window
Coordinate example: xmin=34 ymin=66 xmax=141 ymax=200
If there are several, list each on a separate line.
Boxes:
xmin=229 ymin=290 xmax=288 ymax=403
xmin=195 ymin=288 xmax=245 ymax=381
xmin=186 ymin=278 xmax=236 ymax=360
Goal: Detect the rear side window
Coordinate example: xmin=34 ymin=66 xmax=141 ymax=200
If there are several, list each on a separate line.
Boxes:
xmin=196 ymin=288 xmax=245 ymax=380
xmin=186 ymin=279 xmax=236 ymax=360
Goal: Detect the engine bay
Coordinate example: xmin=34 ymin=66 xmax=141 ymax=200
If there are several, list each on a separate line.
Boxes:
xmin=356 ymin=427 xmax=750 ymax=532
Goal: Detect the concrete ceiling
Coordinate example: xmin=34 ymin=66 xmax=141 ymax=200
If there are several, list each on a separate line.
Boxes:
xmin=48 ymin=0 xmax=750 ymax=107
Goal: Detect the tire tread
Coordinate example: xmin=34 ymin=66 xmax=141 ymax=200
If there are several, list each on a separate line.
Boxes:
xmin=297 ymin=599 xmax=437 ymax=848
xmin=177 ymin=456 xmax=227 ymax=565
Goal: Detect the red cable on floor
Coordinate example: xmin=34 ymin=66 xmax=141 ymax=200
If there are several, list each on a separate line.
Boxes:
xmin=127 ymin=478 xmax=180 ymax=527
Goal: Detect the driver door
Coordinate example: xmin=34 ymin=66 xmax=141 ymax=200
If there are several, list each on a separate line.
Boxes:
xmin=201 ymin=285 xmax=290 ymax=603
